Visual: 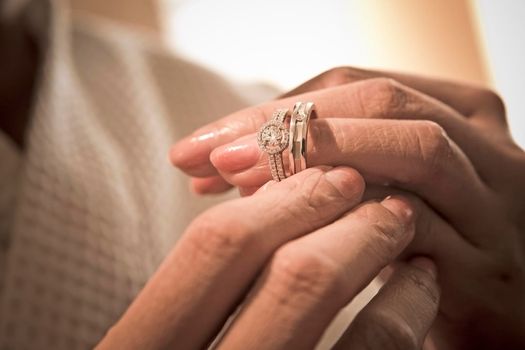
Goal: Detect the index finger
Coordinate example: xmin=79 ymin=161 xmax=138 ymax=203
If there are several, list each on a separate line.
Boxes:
xmin=170 ymin=77 xmax=495 ymax=178
xmin=216 ymin=196 xmax=417 ymax=349
xmin=285 ymin=66 xmax=506 ymax=122
xmin=96 ymin=167 xmax=365 ymax=350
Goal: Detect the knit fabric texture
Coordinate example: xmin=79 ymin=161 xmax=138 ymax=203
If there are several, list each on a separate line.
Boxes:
xmin=0 ymin=1 xmax=253 ymax=348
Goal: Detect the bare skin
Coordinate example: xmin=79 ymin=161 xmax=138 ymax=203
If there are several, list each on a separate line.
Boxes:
xmin=97 ymin=167 xmax=440 ymax=349
xmin=170 ymin=67 xmax=525 ymax=349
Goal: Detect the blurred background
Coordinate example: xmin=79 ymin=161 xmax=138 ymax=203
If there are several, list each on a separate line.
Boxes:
xmin=71 ymin=0 xmax=525 ymax=147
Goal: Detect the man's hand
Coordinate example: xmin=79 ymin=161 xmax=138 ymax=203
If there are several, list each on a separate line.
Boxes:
xmin=170 ymin=67 xmax=525 ymax=348
xmin=97 ymin=167 xmax=439 ymax=350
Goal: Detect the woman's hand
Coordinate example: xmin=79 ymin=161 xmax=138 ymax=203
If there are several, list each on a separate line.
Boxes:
xmin=96 ymin=167 xmax=439 ymax=350
xmin=170 ymin=67 xmax=525 ymax=348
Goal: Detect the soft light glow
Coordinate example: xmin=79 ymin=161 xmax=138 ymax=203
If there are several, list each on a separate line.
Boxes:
xmin=162 ymin=0 xmax=525 ymax=147
xmin=163 ymin=0 xmax=370 ymax=90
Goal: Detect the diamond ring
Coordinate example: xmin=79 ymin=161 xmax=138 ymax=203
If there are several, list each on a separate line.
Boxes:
xmin=257 ymin=108 xmax=290 ymax=181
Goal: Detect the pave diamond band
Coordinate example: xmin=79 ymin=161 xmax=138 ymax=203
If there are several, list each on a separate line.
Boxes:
xmin=257 ymin=103 xmax=315 ymax=182
xmin=289 ymin=102 xmax=316 ymax=175
xmin=257 ymin=108 xmax=290 ymax=181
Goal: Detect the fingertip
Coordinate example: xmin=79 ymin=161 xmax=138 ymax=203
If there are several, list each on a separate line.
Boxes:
xmin=323 ymin=166 xmax=365 ymax=201
xmin=381 ymin=195 xmax=417 ymax=226
xmin=190 ymin=177 xmax=208 ymax=195
xmin=169 ymin=137 xmax=218 ymax=177
xmin=169 ymin=139 xmax=201 ymax=169
xmin=209 ymin=148 xmax=220 ymax=168
xmin=409 ymin=256 xmax=438 ymax=281
xmin=169 ymin=143 xmax=184 ymax=167
xmin=190 ymin=176 xmax=233 ymax=195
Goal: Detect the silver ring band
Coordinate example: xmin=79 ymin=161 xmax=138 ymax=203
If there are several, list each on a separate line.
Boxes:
xmin=288 ymin=102 xmax=316 ymax=175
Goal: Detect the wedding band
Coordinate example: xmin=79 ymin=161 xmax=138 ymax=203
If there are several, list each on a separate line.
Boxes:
xmin=257 ymin=108 xmax=290 ymax=182
xmin=288 ymin=102 xmax=316 ymax=175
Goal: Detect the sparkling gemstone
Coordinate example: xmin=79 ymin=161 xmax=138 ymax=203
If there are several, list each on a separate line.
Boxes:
xmin=262 ymin=126 xmax=281 ymax=143
xmin=257 ymin=121 xmax=289 ymax=154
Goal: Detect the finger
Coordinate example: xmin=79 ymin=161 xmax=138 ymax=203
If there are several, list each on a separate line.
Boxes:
xmin=351 ymin=67 xmax=507 ymax=126
xmin=101 ymin=167 xmax=365 ymax=350
xmin=217 ymin=196 xmax=416 ymax=350
xmin=363 ymin=186 xmax=487 ymax=328
xmin=332 ymin=257 xmax=440 ymax=350
xmin=171 ymin=78 xmax=501 ymax=181
xmin=211 ymin=118 xmax=493 ymax=241
xmin=191 ymin=78 xmax=338 ymax=191
xmin=190 ymin=176 xmax=233 ymax=194
xmin=279 ymin=66 xmax=369 ymax=97
xmin=284 ymin=66 xmax=506 ymax=125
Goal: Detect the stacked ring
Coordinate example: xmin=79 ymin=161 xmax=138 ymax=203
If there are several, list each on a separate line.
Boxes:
xmin=257 ymin=108 xmax=291 ymax=182
xmin=288 ymin=102 xmax=316 ymax=175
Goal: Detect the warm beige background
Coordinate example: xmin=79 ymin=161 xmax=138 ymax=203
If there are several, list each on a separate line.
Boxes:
xmin=354 ymin=0 xmax=489 ymax=84
xmin=69 ymin=0 xmax=161 ymax=32
xmin=69 ymin=0 xmax=489 ymax=85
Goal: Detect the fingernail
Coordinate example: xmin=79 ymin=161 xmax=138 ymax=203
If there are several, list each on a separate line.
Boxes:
xmin=170 ymin=136 xmax=213 ymax=169
xmin=192 ymin=131 xmax=219 ymax=143
xmin=210 ymin=135 xmax=260 ymax=172
xmin=409 ymin=256 xmax=437 ymax=280
xmin=381 ymin=195 xmax=415 ymax=225
xmin=323 ymin=166 xmax=364 ymax=200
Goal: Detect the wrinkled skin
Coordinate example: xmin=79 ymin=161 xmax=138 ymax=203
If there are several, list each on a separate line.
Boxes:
xmin=98 ymin=167 xmax=440 ymax=349
xmin=170 ymin=67 xmax=525 ymax=349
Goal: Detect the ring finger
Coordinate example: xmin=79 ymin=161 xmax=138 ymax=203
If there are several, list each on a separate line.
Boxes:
xmin=171 ymin=78 xmax=502 ymax=183
xmin=211 ymin=118 xmax=493 ymax=243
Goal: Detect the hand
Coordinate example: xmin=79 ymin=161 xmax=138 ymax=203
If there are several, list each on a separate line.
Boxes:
xmin=170 ymin=67 xmax=525 ymax=348
xmin=96 ymin=167 xmax=439 ymax=350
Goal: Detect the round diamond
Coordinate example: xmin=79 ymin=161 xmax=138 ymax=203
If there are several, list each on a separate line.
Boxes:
xmin=257 ymin=121 xmax=289 ymax=154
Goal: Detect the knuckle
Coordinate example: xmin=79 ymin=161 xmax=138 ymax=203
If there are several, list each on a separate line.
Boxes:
xmin=478 ymin=88 xmax=507 ymax=117
xmin=414 ymin=120 xmax=454 ymax=180
xmin=321 ymin=67 xmax=355 ymax=86
xmin=355 ymin=310 xmax=419 ymax=350
xmin=321 ymin=66 xmax=369 ymax=86
xmin=287 ymin=169 xmax=355 ymax=226
xmin=490 ymin=243 xmax=525 ymax=287
xmin=362 ymin=78 xmax=410 ymax=116
xmin=185 ymin=206 xmax=250 ymax=261
xmin=269 ymin=245 xmax=343 ymax=302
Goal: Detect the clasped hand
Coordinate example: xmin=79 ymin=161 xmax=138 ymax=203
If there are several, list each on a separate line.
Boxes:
xmin=99 ymin=67 xmax=525 ymax=349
